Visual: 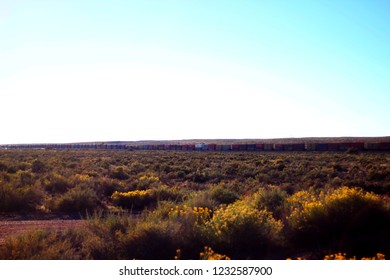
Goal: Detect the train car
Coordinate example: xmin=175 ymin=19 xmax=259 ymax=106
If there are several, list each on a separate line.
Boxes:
xmin=315 ymin=143 xmax=328 ymax=151
xmin=239 ymin=144 xmax=247 ymax=151
xmin=327 ymin=143 xmax=340 ymax=151
xmin=379 ymin=142 xmax=390 ymax=151
xmin=338 ymin=143 xmax=352 ymax=151
xmin=264 ymin=144 xmax=273 ymax=151
xmin=305 ymin=143 xmax=316 ymax=151
xmin=222 ymin=144 xmax=231 ymax=151
xmin=283 ymin=144 xmax=294 ymax=151
xmin=247 ymin=144 xmax=255 ymax=151
xmin=351 ymin=142 xmax=365 ymax=150
xmin=255 ymin=144 xmax=264 ymax=151
xmin=231 ymin=144 xmax=240 ymax=151
xmin=274 ymin=144 xmax=284 ymax=151
xmin=292 ymin=143 xmax=305 ymax=151
xmin=208 ymin=144 xmax=216 ymax=151
xmin=195 ymin=143 xmax=204 ymax=151
xmin=186 ymin=144 xmax=195 ymax=151
xmin=364 ymin=143 xmax=380 ymax=150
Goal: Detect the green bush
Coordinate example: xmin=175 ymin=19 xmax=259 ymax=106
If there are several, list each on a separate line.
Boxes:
xmin=48 ymin=186 xmax=101 ymax=214
xmin=0 ymin=161 xmax=8 ymax=171
xmin=186 ymin=192 xmax=218 ymax=210
xmin=109 ymin=166 xmax=129 ymax=180
xmin=94 ymin=177 xmax=124 ymax=197
xmin=17 ymin=170 xmax=35 ymax=187
xmin=122 ymin=221 xmax=178 ymax=259
xmin=44 ymin=173 xmax=71 ymax=194
xmin=209 ymin=183 xmax=239 ymax=204
xmin=82 ymin=213 xmax=135 ymax=259
xmin=251 ymin=186 xmax=288 ymax=219
xmin=133 ymin=174 xmax=162 ymax=190
xmin=0 ymin=182 xmax=43 ymax=212
xmin=31 ymin=160 xmax=45 ymax=173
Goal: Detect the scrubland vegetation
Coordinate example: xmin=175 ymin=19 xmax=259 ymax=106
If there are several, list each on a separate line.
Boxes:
xmin=0 ymin=149 xmax=389 ymax=259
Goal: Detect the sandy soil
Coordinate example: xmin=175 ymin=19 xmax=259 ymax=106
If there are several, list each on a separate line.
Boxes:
xmin=0 ymin=219 xmax=86 ymax=245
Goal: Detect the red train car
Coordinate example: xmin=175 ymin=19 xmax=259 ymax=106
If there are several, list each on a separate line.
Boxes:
xmin=239 ymin=144 xmax=247 ymax=151
xmin=208 ymin=144 xmax=217 ymax=151
xmin=231 ymin=144 xmax=240 ymax=151
xmin=255 ymin=144 xmax=264 ymax=151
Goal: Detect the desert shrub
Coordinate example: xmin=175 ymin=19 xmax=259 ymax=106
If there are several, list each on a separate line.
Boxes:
xmin=199 ymin=246 xmax=230 ymax=260
xmin=0 ymin=161 xmax=8 ymax=171
xmin=31 ymin=159 xmax=45 ymax=173
xmin=0 ymin=229 xmax=83 ymax=260
xmin=323 ymin=252 xmax=386 ymax=260
xmin=285 ymin=186 xmax=390 ymax=256
xmin=109 ymin=166 xmax=129 ymax=180
xmin=111 ymin=186 xmax=183 ymax=211
xmin=111 ymin=190 xmax=153 ymax=210
xmin=209 ymin=183 xmax=239 ymax=204
xmin=146 ymin=200 xmax=178 ymax=221
xmin=186 ymin=192 xmax=218 ymax=210
xmin=121 ymin=221 xmax=178 ymax=259
xmin=165 ymin=205 xmax=213 ymax=258
xmin=169 ymin=205 xmax=213 ymax=228
xmin=250 ymin=186 xmax=288 ymax=219
xmin=0 ymin=182 xmax=43 ymax=212
xmin=6 ymin=165 xmax=18 ymax=173
xmin=49 ymin=186 xmax=101 ymax=214
xmin=82 ymin=213 xmax=135 ymax=259
xmin=192 ymin=169 xmax=211 ymax=183
xmin=94 ymin=177 xmax=124 ymax=197
xmin=70 ymin=174 xmax=94 ymax=185
xmin=133 ymin=174 xmax=161 ymax=190
xmin=207 ymin=200 xmax=283 ymax=259
xmin=17 ymin=170 xmax=35 ymax=187
xmin=150 ymin=185 xmax=184 ymax=202
xmin=44 ymin=173 xmax=71 ymax=194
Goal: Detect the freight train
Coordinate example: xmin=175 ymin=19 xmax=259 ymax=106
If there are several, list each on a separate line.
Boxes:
xmin=1 ymin=141 xmax=390 ymax=152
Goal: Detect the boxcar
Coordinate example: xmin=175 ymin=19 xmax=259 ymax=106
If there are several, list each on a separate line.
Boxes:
xmin=274 ymin=144 xmax=284 ymax=151
xmin=315 ymin=143 xmax=328 ymax=151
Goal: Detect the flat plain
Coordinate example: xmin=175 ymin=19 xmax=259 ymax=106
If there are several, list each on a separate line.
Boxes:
xmin=0 ymin=149 xmax=389 ymax=259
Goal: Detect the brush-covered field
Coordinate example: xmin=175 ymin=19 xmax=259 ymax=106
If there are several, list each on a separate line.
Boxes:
xmin=0 ymin=149 xmax=389 ymax=260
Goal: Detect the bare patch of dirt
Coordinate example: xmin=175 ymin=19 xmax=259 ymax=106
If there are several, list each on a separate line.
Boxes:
xmin=0 ymin=219 xmax=86 ymax=245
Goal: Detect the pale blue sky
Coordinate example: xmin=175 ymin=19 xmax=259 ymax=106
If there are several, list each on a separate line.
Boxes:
xmin=0 ymin=0 xmax=389 ymax=144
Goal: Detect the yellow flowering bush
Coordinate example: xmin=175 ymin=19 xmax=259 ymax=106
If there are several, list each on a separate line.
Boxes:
xmin=285 ymin=187 xmax=390 ymax=254
xmin=135 ymin=174 xmax=161 ymax=189
xmin=208 ymin=200 xmax=283 ymax=258
xmin=324 ymin=252 xmax=385 ymax=260
xmin=200 ymin=246 xmax=230 ymax=260
xmin=111 ymin=190 xmax=153 ymax=210
xmin=169 ymin=205 xmax=212 ymax=226
xmin=166 ymin=205 xmax=214 ymax=259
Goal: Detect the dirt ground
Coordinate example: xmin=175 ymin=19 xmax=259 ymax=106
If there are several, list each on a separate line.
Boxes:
xmin=0 ymin=217 xmax=86 ymax=245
